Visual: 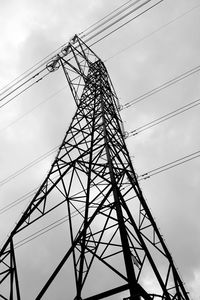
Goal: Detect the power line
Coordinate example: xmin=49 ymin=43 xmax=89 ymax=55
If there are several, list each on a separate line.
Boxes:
xmin=15 ymin=215 xmax=69 ymax=249
xmin=0 ymin=130 xmax=85 ymax=190
xmin=0 ymin=67 xmax=47 ymax=98
xmin=0 ymin=0 xmax=198 ymax=243
xmin=0 ymin=0 xmax=138 ymax=95
xmin=0 ymin=150 xmax=101 ymax=216
xmin=2 ymin=59 xmax=200 ymax=139
xmin=79 ymin=0 xmax=138 ymax=34
xmin=15 ymin=189 xmax=109 ymax=249
xmin=0 ymin=86 xmax=67 ymax=134
xmin=0 ymin=171 xmax=114 ymax=251
xmin=128 ymin=97 xmax=200 ymax=137
xmin=1 ymin=94 xmax=199 ymax=192
xmin=0 ymin=72 xmax=50 ymax=109
xmin=0 ymin=0 xmax=191 ymax=189
xmin=0 ymin=0 xmax=145 ymax=98
xmin=1 ymin=57 xmax=199 ymax=158
xmin=0 ymin=172 xmax=63 ymax=217
xmin=2 ymin=0 xmax=198 ymax=99
xmin=0 ymin=48 xmax=67 ymax=96
xmin=80 ymin=0 xmax=143 ymax=37
xmin=1 ymin=0 xmax=197 ymax=113
xmin=138 ymin=150 xmax=200 ymax=180
xmin=1 ymin=139 xmax=200 ymax=218
xmin=0 ymin=0 xmax=162 ymax=109
xmin=105 ymin=2 xmax=200 ymax=62
xmin=12 ymin=148 xmax=200 ymax=249
xmin=0 ymin=94 xmax=198 ymax=223
xmin=0 ymin=188 xmax=37 ymax=216
xmin=2 ymin=0 xmax=199 ymax=112
xmin=15 ymin=189 xmax=110 ymax=249
xmin=120 ymin=65 xmax=200 ymax=110
xmin=0 ymin=146 xmax=58 ymax=188
xmin=88 ymin=0 xmax=163 ymax=47
xmin=82 ymin=0 xmax=149 ymax=40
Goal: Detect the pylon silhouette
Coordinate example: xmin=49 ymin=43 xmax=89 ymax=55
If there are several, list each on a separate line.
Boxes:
xmin=0 ymin=36 xmax=189 ymax=300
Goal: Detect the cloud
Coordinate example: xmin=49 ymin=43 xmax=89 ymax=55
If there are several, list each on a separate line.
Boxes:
xmin=189 ymin=270 xmax=200 ymax=299
xmin=0 ymin=0 xmax=200 ymax=298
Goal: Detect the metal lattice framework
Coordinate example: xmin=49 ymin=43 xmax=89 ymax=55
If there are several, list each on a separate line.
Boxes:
xmin=0 ymin=36 xmax=190 ymax=300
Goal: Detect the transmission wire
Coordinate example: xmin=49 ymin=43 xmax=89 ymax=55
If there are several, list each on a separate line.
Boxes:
xmin=0 ymin=0 xmax=145 ymax=97
xmin=0 ymin=0 xmax=139 ymax=95
xmin=0 ymin=93 xmax=199 ymax=192
xmin=1 ymin=0 xmax=199 ymax=248
xmin=0 ymin=46 xmax=67 ymax=96
xmin=139 ymin=150 xmax=200 ymax=180
xmin=0 ymin=72 xmax=50 ymax=109
xmin=2 ymin=0 xmax=199 ymax=108
xmin=0 ymin=0 xmax=161 ymax=108
xmin=0 ymin=86 xmax=67 ymax=134
xmin=12 ymin=148 xmax=200 ymax=249
xmin=0 ymin=146 xmax=58 ymax=188
xmin=1 ymin=0 xmax=197 ymax=109
xmin=105 ymin=2 xmax=200 ymax=62
xmin=1 ymin=141 xmax=199 ymax=217
xmin=2 ymin=59 xmax=200 ymax=140
xmin=0 ymin=67 xmax=47 ymax=97
xmin=79 ymin=0 xmax=138 ymax=34
xmin=81 ymin=0 xmax=146 ymax=39
xmin=88 ymin=0 xmax=163 ymax=46
xmin=128 ymin=97 xmax=200 ymax=137
xmin=121 ymin=65 xmax=200 ymax=110
xmin=0 ymin=68 xmax=47 ymax=103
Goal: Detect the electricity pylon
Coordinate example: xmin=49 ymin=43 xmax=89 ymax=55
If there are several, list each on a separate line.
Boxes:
xmin=0 ymin=36 xmax=189 ymax=300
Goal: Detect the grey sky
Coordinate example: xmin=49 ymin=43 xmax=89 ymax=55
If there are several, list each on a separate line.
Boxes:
xmin=0 ymin=0 xmax=199 ymax=298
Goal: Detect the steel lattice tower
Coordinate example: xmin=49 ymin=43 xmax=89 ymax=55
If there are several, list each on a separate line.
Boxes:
xmin=0 ymin=36 xmax=189 ymax=300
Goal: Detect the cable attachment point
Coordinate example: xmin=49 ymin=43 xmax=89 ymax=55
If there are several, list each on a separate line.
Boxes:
xmin=46 ymin=55 xmax=61 ymax=72
xmin=61 ymin=45 xmax=71 ymax=56
xmin=123 ymin=131 xmax=129 ymax=139
xmin=61 ymin=35 xmax=78 ymax=57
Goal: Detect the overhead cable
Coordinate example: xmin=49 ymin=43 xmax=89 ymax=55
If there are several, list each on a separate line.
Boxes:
xmin=121 ymin=65 xmax=200 ymax=110
xmin=2 ymin=61 xmax=200 ymax=136
xmin=0 ymin=72 xmax=50 ymax=109
xmin=0 ymin=86 xmax=67 ymax=134
xmin=2 ymin=0 xmax=198 ymax=99
xmin=1 ymin=0 xmax=140 ymax=95
xmin=0 ymin=146 xmax=58 ymax=188
xmin=79 ymin=0 xmax=138 ymax=34
xmin=12 ymin=148 xmax=200 ymax=249
xmin=0 ymin=46 xmax=67 ymax=96
xmin=0 ymin=188 xmax=37 ymax=216
xmin=2 ymin=0 xmax=199 ymax=107
xmin=139 ymin=150 xmax=200 ymax=180
xmin=0 ymin=0 xmax=145 ymax=98
xmin=0 ymin=0 xmax=162 ymax=108
xmin=81 ymin=0 xmax=146 ymax=38
xmin=105 ymin=2 xmax=200 ymax=62
xmin=128 ymin=97 xmax=200 ymax=137
xmin=88 ymin=0 xmax=163 ymax=46
xmin=1 ymin=145 xmax=199 ymax=217
xmin=0 ymin=67 xmax=47 ymax=98
xmin=1 ymin=94 xmax=199 ymax=190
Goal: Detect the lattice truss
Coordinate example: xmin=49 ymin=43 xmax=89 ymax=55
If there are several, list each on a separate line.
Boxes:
xmin=0 ymin=36 xmax=189 ymax=300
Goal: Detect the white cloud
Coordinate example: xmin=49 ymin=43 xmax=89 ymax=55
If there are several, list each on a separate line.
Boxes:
xmin=0 ymin=0 xmax=200 ymax=298
xmin=188 ymin=269 xmax=200 ymax=299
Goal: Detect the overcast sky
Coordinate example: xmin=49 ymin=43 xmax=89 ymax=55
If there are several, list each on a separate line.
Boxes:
xmin=0 ymin=0 xmax=200 ymax=299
